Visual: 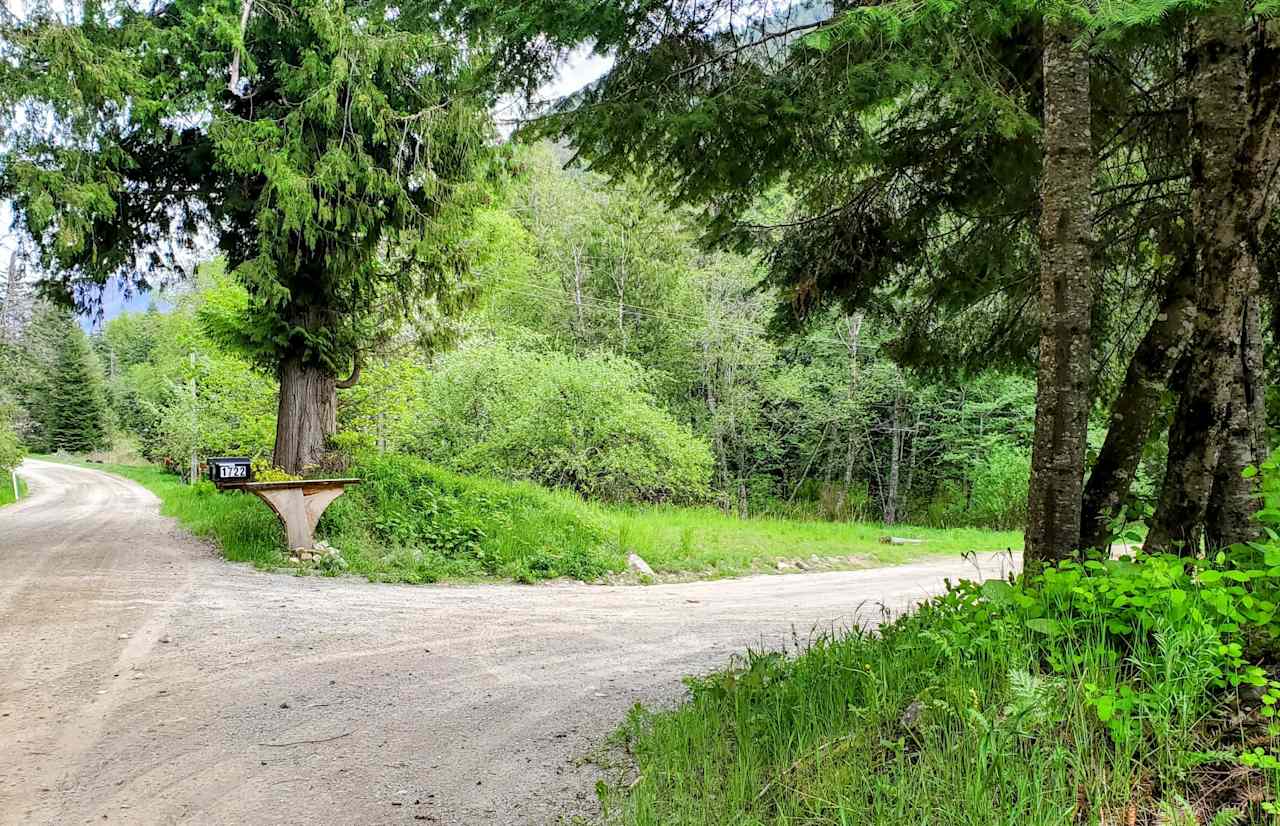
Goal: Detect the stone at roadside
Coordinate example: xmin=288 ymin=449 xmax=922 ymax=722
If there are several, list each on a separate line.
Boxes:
xmin=626 ymin=553 xmax=655 ymax=577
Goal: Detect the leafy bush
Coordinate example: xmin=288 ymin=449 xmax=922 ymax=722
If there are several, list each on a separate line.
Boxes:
xmin=0 ymin=403 xmax=23 ymax=477
xmin=965 ymin=442 xmax=1031 ymax=529
xmin=407 ymin=339 xmax=714 ymax=504
xmin=921 ymin=441 xmax=1030 ymax=530
xmin=104 ymin=267 xmax=277 ymax=467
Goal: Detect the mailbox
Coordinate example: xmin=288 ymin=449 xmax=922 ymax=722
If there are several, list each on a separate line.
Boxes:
xmin=208 ymin=457 xmax=253 ymax=488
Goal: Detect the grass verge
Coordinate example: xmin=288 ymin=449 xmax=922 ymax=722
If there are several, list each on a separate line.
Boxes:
xmin=0 ymin=473 xmax=26 ymax=507
xmin=65 ymin=452 xmax=1020 ymax=584
xmin=595 ymin=503 xmax=1021 ymax=578
xmin=596 ymin=549 xmax=1280 ymax=824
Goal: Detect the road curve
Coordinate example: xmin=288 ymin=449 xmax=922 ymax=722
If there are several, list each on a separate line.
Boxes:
xmin=0 ymin=459 xmax=1018 ymax=825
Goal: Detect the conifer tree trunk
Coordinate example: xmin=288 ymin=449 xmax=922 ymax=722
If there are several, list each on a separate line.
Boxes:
xmin=1024 ymin=20 xmax=1094 ymax=572
xmin=1079 ymin=255 xmax=1197 ymax=551
xmin=1206 ymin=294 xmax=1268 ymax=549
xmin=1146 ymin=7 xmax=1279 ymax=553
xmin=273 ymin=354 xmax=338 ymax=474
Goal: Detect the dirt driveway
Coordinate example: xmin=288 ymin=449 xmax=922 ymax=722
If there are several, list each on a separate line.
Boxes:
xmin=0 ymin=459 xmax=1018 ymax=825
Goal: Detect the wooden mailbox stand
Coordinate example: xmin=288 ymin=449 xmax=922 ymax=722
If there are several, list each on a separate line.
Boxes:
xmin=228 ymin=479 xmax=361 ymax=550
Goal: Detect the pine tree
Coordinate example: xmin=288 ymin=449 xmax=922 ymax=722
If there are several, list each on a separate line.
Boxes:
xmin=48 ymin=318 xmax=109 ymax=453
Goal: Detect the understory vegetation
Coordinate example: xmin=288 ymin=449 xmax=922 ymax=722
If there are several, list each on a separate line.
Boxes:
xmin=93 ymin=453 xmax=1015 ymax=583
xmin=601 ymin=465 xmax=1280 ymax=824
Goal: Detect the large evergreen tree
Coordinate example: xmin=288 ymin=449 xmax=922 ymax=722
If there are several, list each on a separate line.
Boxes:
xmin=48 ymin=318 xmax=110 ymax=453
xmin=1 ymin=0 xmax=494 ymax=472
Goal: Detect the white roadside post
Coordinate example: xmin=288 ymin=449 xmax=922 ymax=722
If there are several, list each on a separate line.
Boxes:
xmin=189 ymin=351 xmax=199 ymax=485
xmin=11 ymin=469 xmax=19 ymax=502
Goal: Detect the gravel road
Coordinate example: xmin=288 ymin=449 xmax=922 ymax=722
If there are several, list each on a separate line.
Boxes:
xmin=0 ymin=459 xmax=1019 ymax=825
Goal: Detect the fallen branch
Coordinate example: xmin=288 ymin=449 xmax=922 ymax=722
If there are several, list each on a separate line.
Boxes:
xmin=879 ymin=536 xmax=925 ymax=545
xmin=258 ymin=730 xmax=353 ymax=748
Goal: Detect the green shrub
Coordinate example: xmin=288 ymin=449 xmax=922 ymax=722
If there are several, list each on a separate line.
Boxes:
xmin=406 ymin=339 xmax=713 ymax=505
xmin=0 ymin=407 xmax=23 ymax=477
xmin=966 ymin=442 xmax=1030 ymax=529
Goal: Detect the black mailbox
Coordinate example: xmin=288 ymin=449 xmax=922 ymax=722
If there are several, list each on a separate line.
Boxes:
xmin=208 ymin=457 xmax=253 ymax=488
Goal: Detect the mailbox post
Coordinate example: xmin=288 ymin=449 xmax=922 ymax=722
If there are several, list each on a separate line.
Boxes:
xmin=207 ymin=457 xmax=359 ymax=551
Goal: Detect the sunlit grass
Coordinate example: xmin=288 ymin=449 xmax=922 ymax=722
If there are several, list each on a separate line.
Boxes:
xmin=0 ymin=473 xmax=26 ymax=508
xmin=61 ymin=456 xmax=1022 ymax=584
xmin=594 ymin=503 xmax=1022 ymax=578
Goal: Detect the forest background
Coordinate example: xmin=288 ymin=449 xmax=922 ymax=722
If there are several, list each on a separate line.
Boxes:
xmin=0 ymin=143 xmax=1045 ymax=535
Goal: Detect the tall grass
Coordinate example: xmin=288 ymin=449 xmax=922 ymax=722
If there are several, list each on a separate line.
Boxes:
xmin=600 ymin=554 xmax=1280 ymax=824
xmin=0 ymin=474 xmax=27 ymax=507
xmin=604 ymin=621 xmax=1260 ymax=824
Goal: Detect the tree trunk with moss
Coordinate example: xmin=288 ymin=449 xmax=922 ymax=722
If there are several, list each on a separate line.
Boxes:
xmin=1147 ymin=8 xmax=1280 ymax=553
xmin=1024 ymin=20 xmax=1094 ymax=572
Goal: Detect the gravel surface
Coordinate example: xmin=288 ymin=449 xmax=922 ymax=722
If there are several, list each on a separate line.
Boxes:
xmin=0 ymin=459 xmax=1019 ymax=825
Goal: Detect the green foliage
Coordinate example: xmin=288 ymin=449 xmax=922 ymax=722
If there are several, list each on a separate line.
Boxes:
xmin=2 ymin=0 xmax=492 ymax=379
xmin=329 ymin=453 xmax=617 ymax=582
xmin=249 ymin=458 xmax=301 ymax=483
xmin=460 ymin=147 xmax=1038 ymax=527
xmin=410 ymin=338 xmax=714 ymax=504
xmin=0 ymin=402 xmax=24 ymax=478
xmin=102 ymin=266 xmax=277 ymax=468
xmin=47 ymin=317 xmax=110 ymax=452
xmin=80 ymin=153 xmax=1037 ymax=531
